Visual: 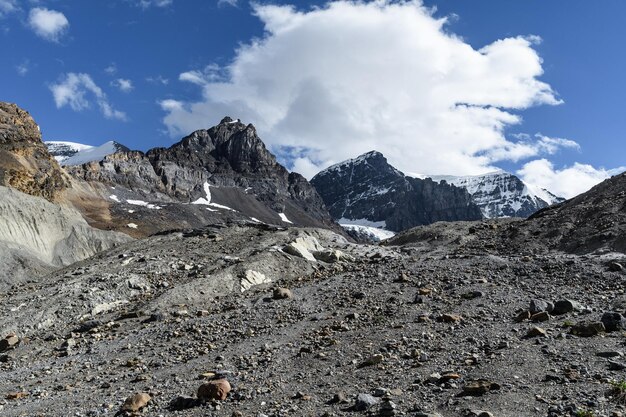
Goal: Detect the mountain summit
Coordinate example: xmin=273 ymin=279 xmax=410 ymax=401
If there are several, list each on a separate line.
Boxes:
xmin=311 ymin=151 xmax=483 ymax=234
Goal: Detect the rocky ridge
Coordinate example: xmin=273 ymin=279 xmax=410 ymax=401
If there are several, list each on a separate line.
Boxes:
xmin=0 ymin=102 xmax=68 ymax=201
xmin=64 ymin=117 xmax=340 ymax=236
xmin=311 ymin=151 xmax=483 ymax=233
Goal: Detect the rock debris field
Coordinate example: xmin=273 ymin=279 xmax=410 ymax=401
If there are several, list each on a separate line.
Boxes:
xmin=0 ymin=218 xmax=625 ymax=417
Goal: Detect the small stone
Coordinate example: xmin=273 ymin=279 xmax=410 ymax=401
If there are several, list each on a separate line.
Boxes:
xmin=531 ymin=311 xmax=550 ymax=322
xmin=609 ymin=262 xmax=624 ymax=272
xmin=571 ymin=321 xmax=605 ymax=337
xmin=514 ymin=311 xmax=531 ymax=322
xmin=331 ymin=392 xmax=349 ymax=404
xmin=6 ymin=391 xmax=28 ymax=400
xmin=440 ymin=314 xmax=462 ymax=323
xmin=552 ymin=299 xmax=582 ymax=315
xmin=460 ymin=380 xmax=500 ymax=396
xmin=0 ymin=335 xmax=19 ymax=353
xmin=359 ymin=354 xmax=384 ymax=368
xmin=601 ymin=312 xmax=626 ymax=332
xmin=121 ymin=393 xmax=151 ymax=412
xmin=354 ymin=393 xmax=378 ymax=411
xmin=529 ymin=299 xmax=553 ymax=314
xmin=198 ymin=379 xmax=231 ymax=401
xmin=526 ymin=326 xmax=547 ymax=338
xmin=273 ymin=288 xmax=293 ymax=300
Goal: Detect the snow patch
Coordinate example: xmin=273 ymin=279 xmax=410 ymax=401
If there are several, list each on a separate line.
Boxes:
xmin=60 ymin=141 xmax=125 ymax=165
xmin=278 ymin=213 xmax=293 ymax=224
xmin=126 ymin=200 xmax=162 ymax=210
xmin=109 ymin=195 xmax=120 ymax=203
xmin=127 ymin=223 xmax=138 ymax=229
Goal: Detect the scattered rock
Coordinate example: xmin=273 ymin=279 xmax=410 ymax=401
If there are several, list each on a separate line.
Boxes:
xmin=602 ymin=311 xmax=626 ymax=332
xmin=526 ymin=326 xmax=547 ymax=338
xmin=552 ymin=299 xmax=582 ymax=315
xmin=359 ymin=354 xmax=384 ymax=368
xmin=354 ymin=393 xmax=379 ymax=411
xmin=120 ymin=393 xmax=151 ymax=412
xmin=514 ymin=311 xmax=531 ymax=322
xmin=198 ymin=379 xmax=231 ymax=401
xmin=459 ymin=380 xmax=500 ymax=396
xmin=0 ymin=334 xmax=19 ymax=352
xmin=571 ymin=321 xmax=605 ymax=337
xmin=529 ymin=299 xmax=553 ymax=314
xmin=609 ymin=262 xmax=624 ymax=272
xmin=272 ymin=287 xmax=293 ymax=300
xmin=531 ymin=311 xmax=550 ymax=322
xmin=439 ymin=313 xmax=462 ymax=323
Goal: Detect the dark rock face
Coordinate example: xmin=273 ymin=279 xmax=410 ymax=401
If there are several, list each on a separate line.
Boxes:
xmin=526 ymin=171 xmax=626 ymax=254
xmin=0 ymin=102 xmax=68 ymax=201
xmin=310 ymin=151 xmax=483 ymax=232
xmin=66 ymin=117 xmax=338 ymax=233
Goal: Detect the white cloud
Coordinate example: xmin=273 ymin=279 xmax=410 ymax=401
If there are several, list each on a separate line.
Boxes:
xmin=146 ymin=75 xmax=169 ymax=85
xmin=28 ymin=7 xmax=69 ymax=42
xmin=179 ymin=64 xmax=222 ymax=86
xmin=218 ymin=0 xmax=238 ymax=7
xmin=112 ymin=78 xmax=134 ymax=93
xmin=518 ymin=159 xmax=625 ymax=199
xmin=104 ymin=64 xmax=117 ymax=75
xmin=486 ymin=133 xmax=581 ymax=162
xmin=0 ymin=0 xmax=17 ymax=16
xmin=50 ymin=73 xmax=127 ymax=121
xmin=138 ymin=0 xmax=172 ymax=8
xmin=16 ymin=60 xmax=29 ymax=76
xmin=160 ymin=0 xmax=564 ymax=180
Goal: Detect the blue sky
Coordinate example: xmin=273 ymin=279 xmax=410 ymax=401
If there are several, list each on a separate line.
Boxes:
xmin=0 ymin=0 xmax=624 ymax=197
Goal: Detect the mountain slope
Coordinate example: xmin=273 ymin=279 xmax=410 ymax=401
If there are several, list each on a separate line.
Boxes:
xmin=0 ymin=185 xmax=131 ymax=288
xmin=311 ymin=151 xmax=483 ymax=232
xmin=63 ymin=117 xmax=340 ymax=236
xmin=428 ymin=171 xmax=564 ymax=218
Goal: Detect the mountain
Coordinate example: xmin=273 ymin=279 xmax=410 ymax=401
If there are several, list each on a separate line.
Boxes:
xmin=428 ymin=171 xmax=565 ymax=218
xmin=310 ymin=151 xmax=483 ymax=233
xmin=62 ymin=117 xmax=340 ymax=236
xmin=0 ymin=102 xmax=68 ymax=201
xmin=46 ymin=140 xmax=130 ymax=165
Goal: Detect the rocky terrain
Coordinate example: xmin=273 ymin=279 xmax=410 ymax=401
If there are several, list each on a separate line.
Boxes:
xmin=428 ymin=171 xmax=564 ymax=218
xmin=0 ymin=102 xmax=68 ymax=201
xmin=311 ymin=151 xmax=483 ymax=233
xmin=0 ymin=171 xmax=624 ymax=416
xmin=1 ymin=101 xmax=625 ymax=417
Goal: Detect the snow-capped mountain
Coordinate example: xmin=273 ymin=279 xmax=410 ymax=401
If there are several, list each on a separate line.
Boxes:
xmin=311 ymin=151 xmax=483 ymax=233
xmin=45 ymin=141 xmax=130 ymax=165
xmin=427 ymin=171 xmax=565 ymax=218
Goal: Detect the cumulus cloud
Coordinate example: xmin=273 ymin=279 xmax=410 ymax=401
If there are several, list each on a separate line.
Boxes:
xmin=50 ymin=73 xmax=127 ymax=121
xmin=104 ymin=64 xmax=117 ymax=75
xmin=518 ymin=159 xmax=625 ymax=199
xmin=28 ymin=7 xmax=69 ymax=42
xmin=160 ymin=0 xmax=565 ymax=179
xmin=112 ymin=78 xmax=134 ymax=93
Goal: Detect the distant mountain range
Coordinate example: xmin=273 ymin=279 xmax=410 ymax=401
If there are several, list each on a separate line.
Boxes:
xmin=311 ymin=151 xmax=566 ymax=240
xmin=311 ymin=151 xmax=483 ymax=239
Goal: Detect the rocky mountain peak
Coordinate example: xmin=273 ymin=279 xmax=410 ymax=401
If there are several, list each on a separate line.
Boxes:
xmin=311 ymin=150 xmax=483 ymax=233
xmin=0 ymin=102 xmax=41 ymax=144
xmin=0 ymin=102 xmax=68 ymax=201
